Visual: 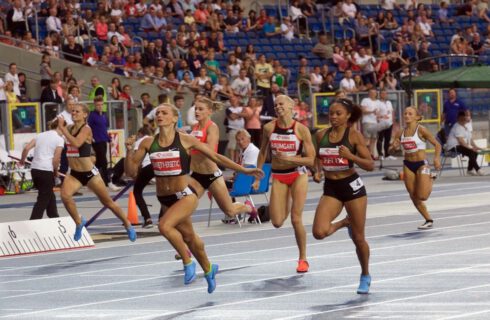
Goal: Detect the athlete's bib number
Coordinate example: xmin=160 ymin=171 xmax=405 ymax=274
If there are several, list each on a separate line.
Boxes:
xmin=319 ymin=148 xmax=349 ymax=171
xmin=349 ymin=177 xmax=364 ymax=192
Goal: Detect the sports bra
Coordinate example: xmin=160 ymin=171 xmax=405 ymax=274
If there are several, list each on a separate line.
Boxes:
xmin=149 ymin=133 xmax=190 ymax=177
xmin=190 ymin=120 xmax=218 ymax=155
xmin=269 ymin=120 xmax=303 ymax=157
xmin=400 ymin=125 xmax=426 ymax=154
xmin=317 ymin=127 xmax=356 ymax=172
xmin=65 ymin=125 xmax=92 ymax=158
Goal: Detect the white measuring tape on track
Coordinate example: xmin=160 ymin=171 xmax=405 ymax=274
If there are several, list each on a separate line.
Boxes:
xmin=0 ymin=217 xmax=94 ymax=257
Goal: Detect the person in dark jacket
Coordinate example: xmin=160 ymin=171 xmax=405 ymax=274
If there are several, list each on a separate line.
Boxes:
xmin=40 ymin=79 xmax=63 ymax=125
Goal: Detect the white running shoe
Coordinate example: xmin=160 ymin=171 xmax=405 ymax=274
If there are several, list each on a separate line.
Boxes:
xmin=386 ymin=155 xmax=397 ymax=160
xmin=476 ymin=170 xmax=486 ymax=176
xmin=467 ymin=170 xmax=477 ymax=176
xmin=418 ymin=220 xmax=433 ymax=230
xmin=108 ymin=182 xmax=122 ymax=192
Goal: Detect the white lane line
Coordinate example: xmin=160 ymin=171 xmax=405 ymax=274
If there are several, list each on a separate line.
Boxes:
xmin=126 ymin=264 xmax=490 ymax=320
xmin=2 ymin=219 xmax=490 ymax=287
xmin=275 ymin=283 xmax=490 ymax=320
xmin=2 ymin=188 xmax=489 ymax=262
xmin=1 ymin=208 xmax=489 ymax=275
xmin=437 ymin=309 xmax=490 ymax=320
xmin=1 ymin=245 xmax=490 ymax=318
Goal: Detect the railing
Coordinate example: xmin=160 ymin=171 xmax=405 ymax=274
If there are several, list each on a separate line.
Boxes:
xmin=40 ymin=100 xmax=143 ymax=137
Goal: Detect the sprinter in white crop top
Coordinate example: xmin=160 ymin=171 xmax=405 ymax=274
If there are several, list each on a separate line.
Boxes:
xmin=388 ymin=107 xmax=442 ymax=230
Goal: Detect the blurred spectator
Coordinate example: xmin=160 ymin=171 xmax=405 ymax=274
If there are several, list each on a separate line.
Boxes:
xmin=155 ymin=9 xmax=168 ymax=31
xmin=95 ymin=15 xmax=109 ymax=41
xmin=125 ymin=0 xmax=138 ymax=17
xmin=225 ymin=9 xmax=240 ymax=33
xmin=83 ymin=45 xmax=100 ymax=66
xmin=242 ymin=97 xmax=262 ymax=147
xmin=62 ymin=35 xmax=84 ymax=64
xmin=310 ymin=66 xmax=323 ymax=92
xmin=320 ymin=72 xmax=337 ymax=92
xmin=342 ymin=0 xmax=357 ymax=20
xmin=353 ymin=74 xmax=368 ymax=91
xmin=312 ymin=34 xmax=333 ymax=60
xmin=339 ymin=70 xmax=357 ymax=93
xmin=260 ymin=83 xmax=280 ymax=123
xmin=280 ymin=16 xmax=295 ymax=41
xmin=192 ymin=67 xmax=212 ymax=91
xmin=40 ymin=54 xmax=54 ymax=89
xmin=194 ymin=2 xmax=209 ymax=24
xmin=382 ymin=0 xmax=400 ymax=11
xmin=246 ymin=10 xmax=259 ymax=31
xmin=88 ymin=76 xmax=107 ymax=112
xmin=5 ymin=63 xmax=20 ymax=97
xmin=68 ymin=85 xmax=81 ymax=102
xmin=418 ymin=15 xmax=434 ymax=38
xmin=110 ymin=1 xmax=124 ymax=23
xmin=225 ymin=95 xmax=245 ymax=162
xmin=263 ymin=16 xmax=279 ymax=37
xmin=272 ymin=64 xmax=286 ymax=92
xmin=136 ymin=0 xmax=148 ymax=17
xmin=417 ymin=41 xmax=433 ymax=72
xmin=235 ymin=129 xmax=260 ymax=167
xmin=245 ymin=44 xmax=257 ymax=61
xmin=18 ymin=73 xmax=28 ymax=102
xmin=140 ymin=93 xmax=154 ymax=117
xmin=356 ymin=47 xmax=376 ymax=88
xmin=108 ymin=77 xmax=123 ymax=100
xmin=205 ymin=50 xmax=220 ymax=84
xmin=380 ymin=72 xmax=398 ymax=90
xmin=442 ymin=88 xmax=469 ymax=134
xmin=438 ymin=1 xmax=454 ymax=23
xmin=255 ymin=54 xmax=273 ymax=96
xmin=446 ymin=111 xmax=485 ymax=175
xmin=470 ymin=34 xmax=483 ymax=54
xmin=376 ymin=89 xmax=396 ymax=160
xmin=5 ymin=81 xmax=19 ymax=105
xmin=7 ymin=0 xmax=27 ymax=37
xmin=231 ymin=68 xmax=252 ymax=105
xmin=332 ymin=45 xmax=349 ymax=72
xmin=211 ymin=75 xmax=233 ymax=100
xmin=120 ymin=85 xmax=134 ymax=109
xmin=40 ymin=79 xmax=63 ymax=123
xmin=227 ymin=54 xmax=242 ymax=80
xmin=46 ymin=8 xmax=62 ymax=36
xmin=88 ymin=96 xmax=111 ymax=186
xmin=185 ymin=9 xmax=196 ymax=25
xmin=477 ymin=0 xmax=490 ymax=22
xmin=150 ymin=0 xmax=163 ymax=12
xmin=361 ymin=89 xmax=380 ymax=158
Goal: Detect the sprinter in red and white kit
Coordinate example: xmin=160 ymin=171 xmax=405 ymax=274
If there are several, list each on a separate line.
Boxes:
xmin=254 ymin=95 xmax=316 ymax=273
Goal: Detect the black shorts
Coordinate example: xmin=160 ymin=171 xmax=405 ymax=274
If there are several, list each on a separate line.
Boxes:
xmin=70 ymin=167 xmax=99 ymax=186
xmin=323 ymin=173 xmax=367 ymax=202
xmin=191 ymin=170 xmax=223 ymax=189
xmin=157 ymin=186 xmax=197 ymax=208
xmin=403 ymin=159 xmax=429 ymax=174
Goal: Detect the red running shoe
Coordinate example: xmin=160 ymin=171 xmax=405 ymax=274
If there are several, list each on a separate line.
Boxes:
xmin=296 ymin=260 xmax=309 ymax=273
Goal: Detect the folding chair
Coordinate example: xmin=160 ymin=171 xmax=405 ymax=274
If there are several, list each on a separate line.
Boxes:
xmin=249 ymin=163 xmax=272 ymax=204
xmin=207 ymin=171 xmax=254 ymax=227
xmin=439 ymin=148 xmax=465 ymax=177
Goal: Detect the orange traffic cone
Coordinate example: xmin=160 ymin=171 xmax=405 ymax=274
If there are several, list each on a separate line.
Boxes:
xmin=127 ymin=191 xmax=140 ymax=225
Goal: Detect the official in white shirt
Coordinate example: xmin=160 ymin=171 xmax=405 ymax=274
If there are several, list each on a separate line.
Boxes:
xmin=361 ymin=89 xmax=380 ymax=157
xmin=376 ymin=89 xmax=396 ymax=160
xmin=20 ymin=120 xmax=64 ymax=219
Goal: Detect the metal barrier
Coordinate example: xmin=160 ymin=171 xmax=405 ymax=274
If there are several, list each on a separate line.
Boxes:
xmin=40 ymin=102 xmax=63 ymax=132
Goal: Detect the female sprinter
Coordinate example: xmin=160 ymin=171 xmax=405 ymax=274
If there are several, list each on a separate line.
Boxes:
xmin=254 ymin=95 xmax=316 ymax=273
xmin=190 ymin=97 xmax=257 ymax=220
xmin=312 ymin=98 xmax=374 ymax=294
xmin=389 ymin=106 xmax=441 ymax=229
xmin=58 ymin=103 xmax=136 ymax=242
xmin=124 ymin=103 xmax=263 ymax=293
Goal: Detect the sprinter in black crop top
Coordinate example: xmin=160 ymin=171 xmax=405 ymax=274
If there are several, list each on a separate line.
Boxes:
xmin=58 ymin=103 xmax=137 ymax=243
xmin=125 ymin=103 xmax=263 ymax=294
xmin=312 ymin=98 xmax=374 ymax=294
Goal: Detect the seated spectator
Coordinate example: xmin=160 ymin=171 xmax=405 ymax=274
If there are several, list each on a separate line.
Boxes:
xmin=167 ymin=0 xmax=185 ymax=18
xmin=136 ymin=0 xmax=148 ymax=17
xmin=456 ymin=0 xmax=473 ymax=16
xmin=477 ymin=0 xmax=490 ymax=22
xmin=418 ymin=15 xmax=434 ymax=38
xmin=125 ymin=0 xmax=138 ymax=17
xmin=110 ymin=1 xmax=124 ymax=23
xmin=246 ymin=9 xmax=259 ymax=31
xmin=46 ymin=7 xmax=62 ymax=35
xmin=356 ymin=47 xmax=377 ymax=87
xmin=382 ymin=0 xmax=400 ymax=11
xmin=280 ymin=16 xmax=295 ymax=41
xmin=40 ymin=54 xmax=54 ymax=89
xmin=385 ymin=11 xmax=399 ymax=30
xmin=120 ymin=85 xmax=134 ymax=109
xmin=446 ymin=111 xmax=486 ymax=175
xmin=185 ymin=9 xmax=196 ymax=25
xmin=141 ymin=7 xmax=159 ymax=32
xmin=83 ymin=45 xmax=99 ymax=66
xmin=353 ymin=74 xmax=369 ymax=91
xmin=225 ymin=9 xmax=240 ymax=33
xmin=339 ymin=70 xmax=356 ymax=93
xmin=62 ymin=35 xmax=84 ymax=64
xmin=417 ymin=41 xmax=433 ymax=72
xmin=194 ymin=2 xmax=210 ymax=24
xmin=263 ymin=16 xmax=279 ymax=37
xmin=149 ymin=0 xmax=163 ymax=12
xmin=95 ymin=15 xmax=109 ymax=41
xmin=320 ymin=72 xmax=338 ymax=92
xmin=380 ymin=72 xmax=398 ymax=90
xmin=140 ymin=93 xmax=154 ymax=117
xmin=438 ymin=1 xmax=454 ymax=23
xmin=204 ymin=50 xmax=220 ymax=84
xmin=211 ymin=75 xmax=233 ymax=101
xmin=342 ymin=0 xmax=357 ymax=20
xmin=18 ymin=72 xmax=28 ymax=102
xmin=312 ymin=34 xmax=333 ymax=60
xmin=356 ymin=16 xmax=378 ymax=52
xmin=310 ymin=66 xmax=323 ymax=92
xmin=155 ymin=9 xmax=168 ymax=31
